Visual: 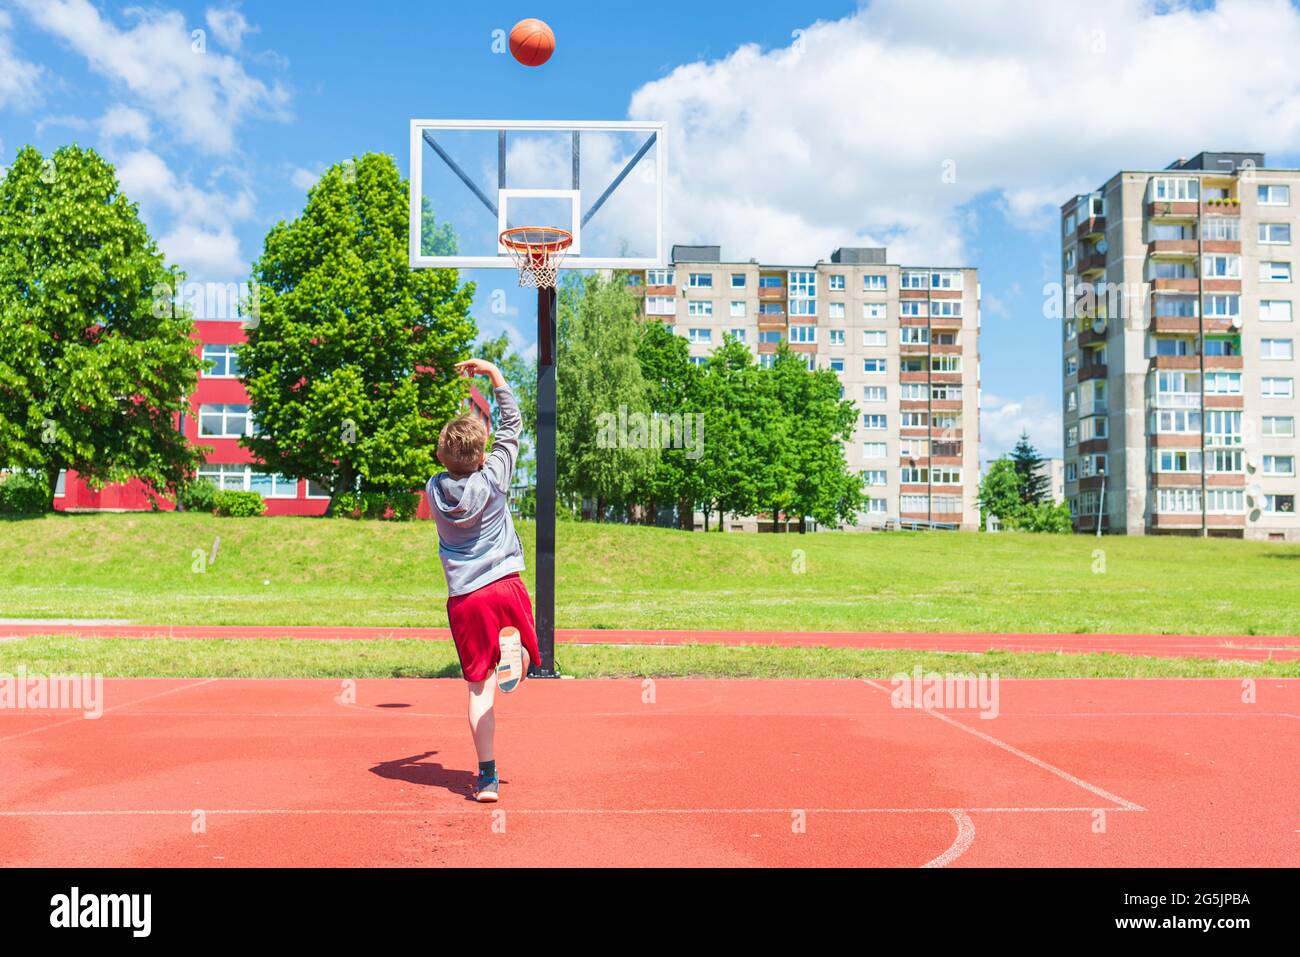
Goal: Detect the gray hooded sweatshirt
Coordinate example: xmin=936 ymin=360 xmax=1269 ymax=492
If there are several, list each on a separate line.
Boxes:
xmin=427 ymin=385 xmax=526 ymax=596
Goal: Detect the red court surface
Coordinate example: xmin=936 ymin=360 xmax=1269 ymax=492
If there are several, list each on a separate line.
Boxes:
xmin=1 ymin=677 xmax=1296 ymax=867
xmin=3 ymin=622 xmax=1298 ymax=660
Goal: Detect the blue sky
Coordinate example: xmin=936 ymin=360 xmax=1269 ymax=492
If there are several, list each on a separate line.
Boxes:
xmin=4 ymin=0 xmax=1300 ymax=463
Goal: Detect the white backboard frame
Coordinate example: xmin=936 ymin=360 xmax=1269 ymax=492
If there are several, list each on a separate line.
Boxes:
xmin=409 ymin=119 xmax=666 ymax=271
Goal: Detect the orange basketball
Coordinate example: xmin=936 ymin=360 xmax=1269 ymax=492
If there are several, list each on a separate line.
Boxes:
xmin=509 ymin=18 xmax=555 ymax=67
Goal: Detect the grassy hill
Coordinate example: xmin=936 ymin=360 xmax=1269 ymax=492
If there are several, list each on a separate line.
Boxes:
xmin=3 ymin=512 xmax=1299 ymax=636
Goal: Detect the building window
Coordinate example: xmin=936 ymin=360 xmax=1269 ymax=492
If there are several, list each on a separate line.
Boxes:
xmin=1066 ymin=426 xmax=1078 ymax=447
xmin=1259 ymin=223 xmax=1292 ymax=245
xmin=687 ymin=300 xmax=713 ymax=317
xmin=646 ymin=296 xmax=675 ymax=316
xmin=687 ymin=328 xmax=712 ymax=344
xmin=863 ymin=274 xmax=887 ymax=291
xmin=829 ymin=329 xmax=845 ymax=345
xmin=863 ymin=386 xmax=886 ymax=402
xmin=1153 ymin=449 xmax=1202 ymax=473
xmin=1263 ymin=415 xmax=1295 ymax=437
xmin=1203 ymin=294 xmax=1240 ymax=318
xmin=202 ymin=343 xmax=241 ymax=378
xmin=829 ymin=357 xmax=844 ymax=372
xmin=863 ymin=358 xmax=886 ymax=375
xmin=1151 ymin=177 xmax=1199 ymax=201
xmin=863 ymin=303 xmax=887 ymax=320
xmin=901 ymin=270 xmax=928 ymax=289
xmin=198 ymin=464 xmax=298 ymax=498
xmin=862 ymin=330 xmax=886 ymax=347
xmin=1264 ymin=494 xmax=1296 ymax=513
xmin=863 ymin=414 xmax=887 ymax=430
xmin=647 ymin=269 xmax=674 ymax=285
xmin=900 ymin=411 xmax=928 ymax=428
xmin=1262 ymin=376 xmax=1294 ymax=398
xmin=930 ymin=270 xmax=962 ymax=290
xmin=1204 ymin=371 xmax=1241 ymax=394
xmin=900 ymin=301 xmax=927 ymax=317
xmin=730 ymin=273 xmax=746 ymax=288
xmin=728 ymin=328 xmax=746 ymax=343
xmin=688 ymin=273 xmax=713 ymax=288
xmin=931 ymin=300 xmax=963 ymax=317
xmin=1202 ymin=254 xmax=1240 ymax=278
xmin=199 ymin=404 xmax=251 ymax=437
xmin=1260 ymin=261 xmax=1292 ymax=283
xmin=1065 ymin=462 xmax=1077 ymax=482
xmin=1258 ymin=184 xmax=1291 ymax=206
xmin=930 ymin=355 xmax=962 ymax=373
xmin=758 ymin=275 xmax=783 ymax=289
xmin=690 ymin=356 xmax=708 ymax=367
xmin=828 ymin=302 xmax=846 ymax=320
xmin=1263 ymin=455 xmax=1296 ymax=476
xmin=759 ymin=330 xmax=782 ymax=344
xmin=863 ymin=469 xmax=887 ymax=486
xmin=828 ymin=274 xmax=845 ymax=291
xmin=1065 ymin=355 xmax=1078 ymax=376
xmin=789 ymin=325 xmax=816 ymax=344
xmin=729 ymin=300 xmax=746 ymax=318
xmin=863 ymin=442 xmax=888 ymax=459
xmin=1260 ymin=300 xmax=1293 ymax=323
xmin=1261 ymin=338 xmax=1294 ymax=360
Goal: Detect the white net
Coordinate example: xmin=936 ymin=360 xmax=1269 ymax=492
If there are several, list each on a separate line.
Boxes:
xmin=501 ymin=227 xmax=572 ymax=289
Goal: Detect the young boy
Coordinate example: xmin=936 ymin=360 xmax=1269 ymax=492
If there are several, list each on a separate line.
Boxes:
xmin=427 ymin=357 xmax=542 ymax=803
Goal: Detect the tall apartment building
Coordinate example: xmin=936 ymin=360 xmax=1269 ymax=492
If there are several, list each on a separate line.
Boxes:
xmin=625 ymin=245 xmax=982 ymax=530
xmin=1061 ymin=151 xmax=1300 ymax=540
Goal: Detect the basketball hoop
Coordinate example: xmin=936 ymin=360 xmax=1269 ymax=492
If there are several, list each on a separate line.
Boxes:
xmin=500 ymin=226 xmax=572 ymax=289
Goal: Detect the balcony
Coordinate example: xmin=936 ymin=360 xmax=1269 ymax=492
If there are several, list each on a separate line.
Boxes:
xmin=1202 ymin=278 xmax=1241 ymax=293
xmin=1149 ymin=513 xmax=1245 ymax=529
xmin=1077 ymin=252 xmax=1107 ymax=275
xmin=756 ymin=310 xmax=786 ymax=324
xmin=757 ymin=285 xmax=785 ymax=300
xmin=1202 ymin=198 xmax=1241 ymax=216
xmin=646 ymin=284 xmax=676 ymax=297
xmin=1148 ymin=239 xmax=1198 ymax=256
xmin=1150 ymin=277 xmax=1197 ymax=293
xmin=929 ymin=313 xmax=964 ymax=329
xmin=1147 ymin=200 xmax=1200 ymax=219
xmin=1149 ymin=314 xmax=1200 ymax=333
xmin=1150 ymin=354 xmax=1199 ymax=370
xmin=1204 ymin=354 xmax=1243 ymax=371
xmin=1076 ymin=216 xmax=1106 ymax=240
xmin=1077 ymin=323 xmax=1109 ymax=348
xmin=1078 ymin=363 xmax=1108 ymax=382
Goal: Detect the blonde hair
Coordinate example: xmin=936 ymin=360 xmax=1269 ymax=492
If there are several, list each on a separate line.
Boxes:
xmin=438 ymin=413 xmax=489 ymax=474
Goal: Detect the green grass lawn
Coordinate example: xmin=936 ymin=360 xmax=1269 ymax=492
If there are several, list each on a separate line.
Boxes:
xmin=2 ymin=511 xmax=1299 ymax=636
xmin=4 ymin=635 xmax=1297 ymax=679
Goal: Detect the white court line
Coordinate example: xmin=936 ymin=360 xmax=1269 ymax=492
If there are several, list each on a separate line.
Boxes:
xmin=0 ymin=678 xmax=217 ymax=744
xmin=0 ymin=806 xmax=1141 ymax=817
xmin=921 ymin=810 xmax=976 ymax=868
xmin=861 ymin=679 xmax=1146 ymax=812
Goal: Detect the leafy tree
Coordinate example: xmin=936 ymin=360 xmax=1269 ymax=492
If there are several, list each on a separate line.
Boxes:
xmin=1019 ymin=500 xmax=1073 ymax=533
xmin=420 ymin=197 xmax=458 ymax=257
xmin=768 ymin=346 xmax=863 ymax=531
xmin=636 ymin=318 xmax=706 ymax=527
xmin=240 ymin=154 xmax=476 ymax=514
xmin=555 ymin=272 xmax=657 ymax=520
xmin=1010 ymin=431 xmax=1050 ymax=504
xmin=479 ymin=331 xmax=538 ymax=490
xmin=978 ymin=457 xmax=1024 ymax=530
xmin=0 ymin=145 xmax=205 ymax=509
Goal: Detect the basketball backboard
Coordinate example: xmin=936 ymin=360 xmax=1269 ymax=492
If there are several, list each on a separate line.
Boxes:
xmin=408 ymin=119 xmax=666 ymax=271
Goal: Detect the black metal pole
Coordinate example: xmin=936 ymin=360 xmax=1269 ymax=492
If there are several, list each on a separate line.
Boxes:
xmin=532 ymin=285 xmax=559 ymax=676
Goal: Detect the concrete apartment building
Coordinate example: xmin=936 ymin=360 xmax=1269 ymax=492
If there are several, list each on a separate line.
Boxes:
xmin=625 ymin=245 xmax=982 ymax=530
xmin=1061 ymin=151 xmax=1299 ymax=540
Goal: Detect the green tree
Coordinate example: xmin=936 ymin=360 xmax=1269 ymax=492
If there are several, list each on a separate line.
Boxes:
xmin=1010 ymin=431 xmax=1050 ymax=504
xmin=556 ymin=272 xmax=656 ymax=520
xmin=240 ymin=154 xmax=476 ymax=514
xmin=479 ymin=331 xmax=537 ymax=490
xmin=978 ymin=457 xmax=1024 ymax=530
xmin=636 ymin=318 xmax=706 ymax=527
xmin=1020 ymin=499 xmax=1073 ymax=533
xmin=0 ymin=145 xmax=205 ymax=509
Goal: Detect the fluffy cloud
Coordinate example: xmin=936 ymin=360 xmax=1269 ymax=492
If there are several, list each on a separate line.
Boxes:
xmin=0 ymin=10 xmax=42 ymax=108
xmin=206 ymin=7 xmax=256 ymax=51
xmin=980 ymin=392 xmax=1062 ymax=464
xmin=99 ymin=104 xmax=151 ymax=143
xmin=15 ymin=0 xmax=287 ymax=154
xmin=629 ymin=0 xmax=1300 ymax=266
xmin=290 ymin=166 xmax=321 ymax=191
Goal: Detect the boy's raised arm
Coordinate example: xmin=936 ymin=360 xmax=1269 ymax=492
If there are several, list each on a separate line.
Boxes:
xmin=456 ymin=358 xmax=520 ymax=493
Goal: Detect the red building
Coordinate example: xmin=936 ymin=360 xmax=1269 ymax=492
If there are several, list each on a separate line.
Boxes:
xmin=54 ymin=320 xmax=490 ymax=516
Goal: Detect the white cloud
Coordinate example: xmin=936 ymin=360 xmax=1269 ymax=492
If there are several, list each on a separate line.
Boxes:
xmin=980 ymin=392 xmax=1062 ymax=464
xmin=290 ymin=166 xmax=320 ymax=191
xmin=628 ymin=0 xmax=1300 ymax=266
xmin=206 ymin=7 xmax=256 ymax=51
xmin=99 ymin=104 xmax=151 ymax=143
xmin=112 ymin=147 xmax=256 ymax=280
xmin=0 ymin=10 xmax=42 ymax=108
xmin=15 ymin=0 xmax=288 ymax=154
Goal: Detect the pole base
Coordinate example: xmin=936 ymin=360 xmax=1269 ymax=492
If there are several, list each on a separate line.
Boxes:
xmin=527 ymin=664 xmax=562 ymax=679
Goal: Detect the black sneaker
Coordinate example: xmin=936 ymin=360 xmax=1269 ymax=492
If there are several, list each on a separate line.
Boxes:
xmin=474 ymin=770 xmax=499 ymax=803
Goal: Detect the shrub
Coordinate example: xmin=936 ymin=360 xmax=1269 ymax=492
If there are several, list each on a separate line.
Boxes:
xmin=179 ymin=478 xmax=219 ymax=513
xmin=332 ymin=490 xmax=419 ymax=520
xmin=213 ymin=490 xmax=266 ymax=517
xmin=0 ymin=472 xmax=50 ymax=515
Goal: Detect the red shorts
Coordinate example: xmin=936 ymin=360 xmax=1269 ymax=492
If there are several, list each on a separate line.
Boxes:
xmin=446 ymin=573 xmax=541 ymax=682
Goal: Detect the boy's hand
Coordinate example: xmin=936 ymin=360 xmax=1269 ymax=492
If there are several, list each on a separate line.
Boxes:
xmin=455 ymin=358 xmax=506 ymax=389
